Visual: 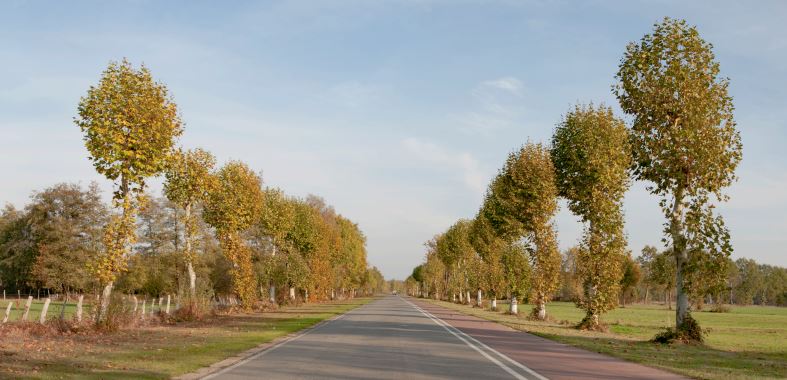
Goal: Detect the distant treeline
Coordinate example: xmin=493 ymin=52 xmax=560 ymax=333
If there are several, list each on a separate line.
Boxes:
xmin=556 ymin=246 xmax=787 ymax=307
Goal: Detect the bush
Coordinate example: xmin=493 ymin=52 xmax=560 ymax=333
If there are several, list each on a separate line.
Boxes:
xmin=95 ymin=294 xmax=136 ymax=332
xmin=170 ymin=283 xmax=215 ymax=322
xmin=652 ymin=313 xmax=706 ymax=344
xmin=710 ymin=304 xmax=731 ymax=313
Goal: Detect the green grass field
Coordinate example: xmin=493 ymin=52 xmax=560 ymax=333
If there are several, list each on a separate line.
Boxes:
xmin=425 ymin=299 xmax=787 ymax=379
xmin=0 ymin=298 xmax=372 ymax=379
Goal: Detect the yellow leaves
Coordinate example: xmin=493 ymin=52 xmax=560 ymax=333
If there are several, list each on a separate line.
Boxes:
xmin=75 ymin=59 xmax=183 ymax=200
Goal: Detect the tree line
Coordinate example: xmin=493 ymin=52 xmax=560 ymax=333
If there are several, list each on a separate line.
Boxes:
xmin=0 ymin=59 xmax=385 ymax=324
xmin=406 ymin=17 xmax=759 ymax=342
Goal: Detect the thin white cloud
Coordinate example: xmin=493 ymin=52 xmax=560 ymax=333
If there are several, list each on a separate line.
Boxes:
xmin=480 ymin=76 xmax=523 ymax=95
xmin=401 ymin=137 xmax=486 ymax=194
xmin=454 ymin=76 xmax=528 ymax=135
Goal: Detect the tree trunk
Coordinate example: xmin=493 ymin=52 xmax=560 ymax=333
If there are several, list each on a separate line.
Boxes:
xmin=675 ymin=253 xmax=689 ymax=327
xmin=184 ymin=203 xmax=197 ymax=297
xmin=536 ymin=296 xmax=546 ymax=320
xmin=98 ymin=282 xmax=113 ymax=322
xmin=269 ymin=284 xmax=276 ymax=303
xmin=509 ymin=296 xmax=518 ymax=314
xmin=466 ymin=291 xmax=471 ymax=306
xmin=477 ymin=289 xmax=482 ymax=307
xmin=491 ymin=298 xmax=497 ymax=311
xmin=289 ymin=286 xmax=296 ymax=300
xmin=670 ymin=185 xmax=690 ymax=329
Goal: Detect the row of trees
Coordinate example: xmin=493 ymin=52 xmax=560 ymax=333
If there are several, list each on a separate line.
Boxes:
xmin=408 ymin=17 xmax=746 ymax=341
xmin=556 ymin=246 xmax=786 ymax=307
xmin=0 ymin=59 xmax=385 ymax=323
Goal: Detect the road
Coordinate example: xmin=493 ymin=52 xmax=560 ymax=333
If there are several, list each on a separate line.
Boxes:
xmin=206 ymin=296 xmax=684 ymax=380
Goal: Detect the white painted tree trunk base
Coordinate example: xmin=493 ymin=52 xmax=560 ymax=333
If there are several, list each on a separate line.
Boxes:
xmin=510 ymin=297 xmax=518 ymax=314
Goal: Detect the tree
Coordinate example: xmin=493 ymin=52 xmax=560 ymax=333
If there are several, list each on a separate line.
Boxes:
xmin=614 ymin=18 xmax=742 ymax=341
xmin=484 ymin=143 xmax=561 ymax=319
xmin=203 ymin=161 xmax=264 ymax=309
xmin=470 ymin=214 xmax=506 ymax=310
xmin=619 ymin=253 xmax=642 ymax=307
xmin=28 ymin=183 xmax=107 ymax=296
xmin=0 ymin=205 xmax=34 ymax=293
xmin=164 ymin=148 xmax=217 ymax=296
xmin=551 ymin=103 xmax=631 ymax=330
xmin=253 ymin=187 xmax=295 ymax=303
xmin=75 ymin=58 xmax=183 ymax=321
xmin=636 ymin=245 xmax=659 ymax=303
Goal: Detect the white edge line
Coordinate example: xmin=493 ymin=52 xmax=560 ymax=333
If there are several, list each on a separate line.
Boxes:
xmin=405 ymin=299 xmax=528 ymax=380
xmin=200 ymin=307 xmax=356 ymax=379
xmin=413 ymin=301 xmax=549 ymax=380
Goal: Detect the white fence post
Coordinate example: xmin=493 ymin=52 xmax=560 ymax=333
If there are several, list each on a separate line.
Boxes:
xmin=75 ymin=294 xmax=84 ymax=322
xmin=21 ymin=296 xmax=33 ymax=321
xmin=2 ymin=301 xmax=12 ymax=323
xmin=39 ymin=298 xmax=51 ymax=324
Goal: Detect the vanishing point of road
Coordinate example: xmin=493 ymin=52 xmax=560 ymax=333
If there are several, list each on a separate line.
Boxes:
xmin=205 ymin=295 xmax=685 ymax=380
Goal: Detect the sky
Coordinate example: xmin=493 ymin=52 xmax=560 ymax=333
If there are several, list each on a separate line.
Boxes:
xmin=1 ymin=1 xmax=785 ymax=279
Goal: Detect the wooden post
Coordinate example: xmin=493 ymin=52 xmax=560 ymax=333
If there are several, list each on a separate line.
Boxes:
xmin=165 ymin=295 xmax=170 ymax=315
xmin=2 ymin=301 xmax=12 ymax=323
xmin=141 ymin=300 xmax=146 ymax=320
xmin=39 ymin=298 xmax=51 ymax=324
xmin=76 ymin=294 xmax=84 ymax=322
xmin=21 ymin=296 xmax=33 ymax=321
xmin=133 ymin=296 xmax=138 ymax=313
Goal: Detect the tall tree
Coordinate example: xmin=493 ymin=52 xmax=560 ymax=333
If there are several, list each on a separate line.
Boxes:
xmin=551 ymin=103 xmax=632 ymax=330
xmin=0 ymin=205 xmax=35 ymax=292
xmin=253 ymin=187 xmax=295 ymax=303
xmin=470 ymin=214 xmax=506 ymax=310
xmin=28 ymin=183 xmax=107 ymax=295
xmin=203 ymin=161 xmax=264 ymax=309
xmin=614 ymin=17 xmax=742 ymax=340
xmin=484 ymin=143 xmax=561 ymax=319
xmin=75 ymin=58 xmax=183 ymax=321
xmin=164 ymin=148 xmax=217 ymax=296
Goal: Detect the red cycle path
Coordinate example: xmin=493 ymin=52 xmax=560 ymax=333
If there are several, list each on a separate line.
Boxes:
xmin=412 ymin=299 xmax=687 ymax=380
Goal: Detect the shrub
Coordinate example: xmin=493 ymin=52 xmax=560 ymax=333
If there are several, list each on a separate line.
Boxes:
xmin=652 ymin=314 xmax=706 ymax=344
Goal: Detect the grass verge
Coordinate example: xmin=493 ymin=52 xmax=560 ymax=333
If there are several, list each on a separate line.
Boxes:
xmin=421 ymin=299 xmax=786 ymax=379
xmin=0 ymin=298 xmax=372 ymax=379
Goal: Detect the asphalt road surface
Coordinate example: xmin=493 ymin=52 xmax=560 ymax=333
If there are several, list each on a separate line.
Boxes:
xmin=206 ymin=295 xmax=684 ymax=380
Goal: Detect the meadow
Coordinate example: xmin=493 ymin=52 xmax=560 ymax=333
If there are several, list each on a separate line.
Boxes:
xmin=426 ymin=299 xmax=787 ymax=379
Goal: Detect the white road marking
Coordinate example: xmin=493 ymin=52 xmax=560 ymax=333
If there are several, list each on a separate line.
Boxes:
xmin=201 ymin=306 xmax=359 ymax=379
xmin=405 ymin=299 xmax=548 ymax=380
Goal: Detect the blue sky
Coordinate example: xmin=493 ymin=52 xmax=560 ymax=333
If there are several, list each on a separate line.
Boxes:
xmin=1 ymin=1 xmax=785 ymax=279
